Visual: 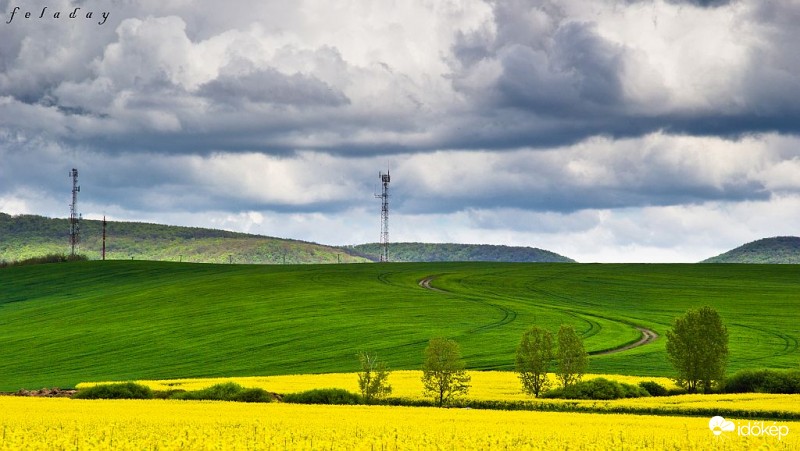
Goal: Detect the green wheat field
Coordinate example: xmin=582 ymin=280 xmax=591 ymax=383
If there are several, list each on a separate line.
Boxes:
xmin=0 ymin=261 xmax=797 ymax=390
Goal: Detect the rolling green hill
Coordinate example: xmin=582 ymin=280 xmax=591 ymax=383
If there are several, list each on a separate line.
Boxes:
xmin=702 ymin=236 xmax=800 ymax=263
xmin=1 ymin=213 xmax=576 ymax=264
xmin=1 ymin=261 xmax=797 ymax=390
xmin=347 ymin=242 xmax=574 ymax=263
xmin=0 ymin=213 xmax=367 ymax=264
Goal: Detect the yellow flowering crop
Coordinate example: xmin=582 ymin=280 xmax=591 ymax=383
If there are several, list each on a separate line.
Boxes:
xmin=1 ymin=396 xmax=797 ymax=450
xmin=85 ymin=371 xmax=679 ymax=401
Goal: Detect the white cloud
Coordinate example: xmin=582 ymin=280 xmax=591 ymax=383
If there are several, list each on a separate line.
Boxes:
xmin=3 ymin=0 xmax=800 ymax=262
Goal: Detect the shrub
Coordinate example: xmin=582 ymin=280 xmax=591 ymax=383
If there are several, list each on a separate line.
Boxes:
xmin=724 ymin=369 xmax=800 ymax=394
xmin=172 ymin=382 xmax=247 ymax=401
xmin=153 ymin=389 xmax=187 ymax=399
xmin=155 ymin=383 xmax=272 ymax=402
xmin=0 ymin=254 xmax=88 ymax=268
xmin=233 ymin=387 xmax=273 ymax=403
xmin=282 ymin=388 xmax=361 ymax=405
xmin=639 ymin=381 xmax=669 ymax=397
xmin=667 ymin=387 xmax=688 ymax=396
xmin=541 ymin=378 xmax=649 ymax=400
xmin=73 ymin=382 xmax=153 ymax=399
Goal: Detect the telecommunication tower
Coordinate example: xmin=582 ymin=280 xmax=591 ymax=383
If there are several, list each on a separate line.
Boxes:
xmin=69 ymin=168 xmax=81 ymax=256
xmin=374 ymin=169 xmax=390 ymax=262
xmin=102 ymin=215 xmax=107 ymax=261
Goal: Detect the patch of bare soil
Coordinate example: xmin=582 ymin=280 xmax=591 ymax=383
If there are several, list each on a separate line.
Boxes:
xmin=3 ymin=388 xmax=77 ymax=398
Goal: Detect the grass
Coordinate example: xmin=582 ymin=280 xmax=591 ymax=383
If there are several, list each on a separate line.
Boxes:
xmin=0 ymin=261 xmax=798 ymax=390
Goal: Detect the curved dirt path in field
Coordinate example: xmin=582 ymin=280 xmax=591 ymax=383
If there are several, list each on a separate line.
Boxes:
xmin=590 ymin=326 xmax=658 ymax=356
xmin=418 ymin=275 xmax=446 ymax=292
xmin=418 ymin=275 xmax=658 ymax=355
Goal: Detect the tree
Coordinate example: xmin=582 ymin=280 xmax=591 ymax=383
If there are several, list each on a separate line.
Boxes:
xmin=556 ymin=324 xmax=588 ymax=388
xmin=421 ymin=337 xmax=471 ymax=406
xmin=666 ymin=306 xmax=728 ymax=393
xmin=515 ymin=326 xmax=554 ymax=397
xmin=356 ymin=351 xmax=392 ymax=403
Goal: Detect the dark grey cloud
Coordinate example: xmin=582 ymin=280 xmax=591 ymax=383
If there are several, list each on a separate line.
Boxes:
xmin=392 ymin=143 xmax=776 ymax=216
xmin=446 ymin=0 xmax=800 ymax=149
xmin=1 ymin=0 xmax=800 ymax=236
xmin=198 ymin=68 xmax=349 ymax=107
xmin=1 ymin=0 xmax=797 ymax=160
xmin=493 ymin=21 xmax=625 ymax=114
xmin=665 ymin=0 xmax=734 ymax=7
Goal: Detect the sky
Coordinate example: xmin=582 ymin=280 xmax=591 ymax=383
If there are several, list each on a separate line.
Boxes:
xmin=1 ymin=0 xmax=800 ymax=263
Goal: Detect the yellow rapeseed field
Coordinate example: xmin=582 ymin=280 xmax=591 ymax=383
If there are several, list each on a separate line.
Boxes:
xmin=82 ymin=371 xmax=800 ymax=416
xmin=86 ymin=371 xmax=679 ymax=401
xmin=1 ymin=396 xmax=796 ymax=450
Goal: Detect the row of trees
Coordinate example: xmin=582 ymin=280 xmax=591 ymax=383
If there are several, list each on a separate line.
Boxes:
xmin=357 ymin=306 xmax=729 ymax=405
xmin=514 ymin=306 xmax=730 ymax=396
xmin=357 ymin=324 xmax=589 ymax=406
xmin=516 ymin=324 xmax=588 ymax=397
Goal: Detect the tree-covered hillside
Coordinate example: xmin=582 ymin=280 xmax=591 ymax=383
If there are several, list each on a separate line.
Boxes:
xmin=701 ymin=237 xmax=800 ymax=264
xmin=0 ymin=213 xmax=367 ymax=264
xmin=1 ymin=213 xmax=576 ymax=264
xmin=348 ymin=242 xmax=574 ymax=263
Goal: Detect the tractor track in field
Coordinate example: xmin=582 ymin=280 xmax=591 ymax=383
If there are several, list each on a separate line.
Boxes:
xmin=590 ymin=326 xmax=659 ymax=356
xmin=418 ymin=275 xmax=658 ymax=355
xmin=418 ymin=275 xmax=517 ymax=333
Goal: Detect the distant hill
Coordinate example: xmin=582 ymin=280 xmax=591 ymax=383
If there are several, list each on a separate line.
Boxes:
xmin=1 ymin=213 xmax=576 ymax=265
xmin=701 ymin=236 xmax=800 ymax=264
xmin=347 ymin=242 xmax=575 ymax=263
xmin=0 ymin=213 xmax=367 ymax=264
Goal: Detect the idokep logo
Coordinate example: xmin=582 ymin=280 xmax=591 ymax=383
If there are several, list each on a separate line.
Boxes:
xmin=709 ymin=416 xmax=735 ymax=436
xmin=709 ymin=416 xmax=790 ymax=441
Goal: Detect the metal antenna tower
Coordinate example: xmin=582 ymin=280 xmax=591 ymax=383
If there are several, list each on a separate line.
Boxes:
xmin=102 ymin=215 xmax=107 ymax=261
xmin=69 ymin=168 xmax=81 ymax=256
xmin=374 ymin=169 xmax=390 ymax=262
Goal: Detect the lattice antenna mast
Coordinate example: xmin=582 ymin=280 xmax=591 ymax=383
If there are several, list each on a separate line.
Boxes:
xmin=102 ymin=215 xmax=107 ymax=261
xmin=374 ymin=169 xmax=390 ymax=262
xmin=69 ymin=168 xmax=81 ymax=256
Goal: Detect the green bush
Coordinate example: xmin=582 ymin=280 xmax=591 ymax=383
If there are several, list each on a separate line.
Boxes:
xmin=282 ymin=388 xmax=361 ymax=405
xmin=73 ymin=382 xmax=153 ymax=399
xmin=153 ymin=389 xmax=187 ymax=399
xmin=724 ymin=369 xmax=800 ymax=394
xmin=233 ymin=387 xmax=273 ymax=403
xmin=666 ymin=387 xmax=688 ymax=396
xmin=171 ymin=382 xmax=248 ymax=401
xmin=154 ymin=383 xmax=272 ymax=402
xmin=0 ymin=254 xmax=88 ymax=268
xmin=638 ymin=381 xmax=669 ymax=397
xmin=541 ymin=378 xmax=649 ymax=400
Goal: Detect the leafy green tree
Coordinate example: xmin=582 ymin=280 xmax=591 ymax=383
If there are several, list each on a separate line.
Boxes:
xmin=666 ymin=306 xmax=728 ymax=393
xmin=356 ymin=351 xmax=392 ymax=403
xmin=516 ymin=326 xmax=554 ymax=397
xmin=556 ymin=325 xmax=588 ymax=388
xmin=421 ymin=337 xmax=471 ymax=406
